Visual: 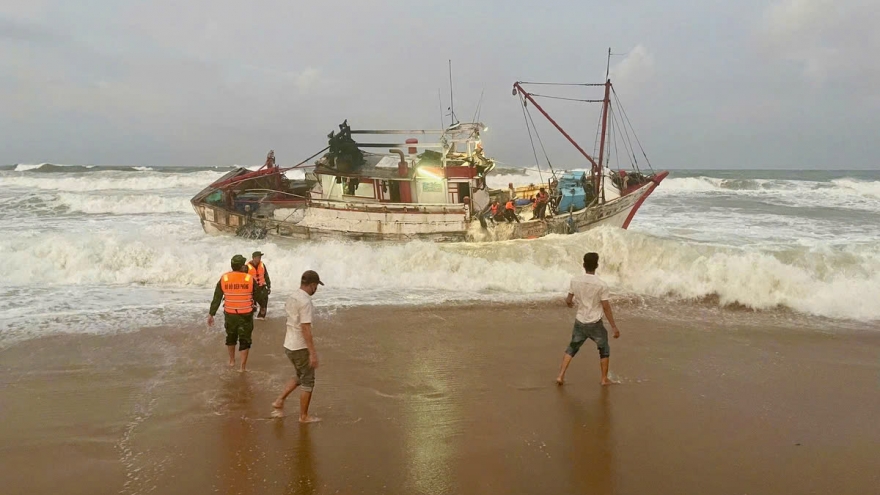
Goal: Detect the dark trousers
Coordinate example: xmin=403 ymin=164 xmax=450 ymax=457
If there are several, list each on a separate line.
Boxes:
xmin=254 ymin=286 xmax=269 ymax=317
xmin=532 ymin=202 xmax=547 ymax=219
xmin=504 ymin=209 xmax=520 ymax=223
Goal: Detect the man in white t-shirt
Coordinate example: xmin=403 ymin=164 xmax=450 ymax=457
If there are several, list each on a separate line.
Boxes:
xmin=272 ymin=270 xmax=324 ymax=423
xmin=556 ymin=252 xmax=621 ymax=386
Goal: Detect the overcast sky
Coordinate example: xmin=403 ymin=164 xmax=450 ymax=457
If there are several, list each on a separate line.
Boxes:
xmin=2 ymin=0 xmax=878 ymax=169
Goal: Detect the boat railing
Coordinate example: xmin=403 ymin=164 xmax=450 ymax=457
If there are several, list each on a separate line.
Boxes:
xmin=308 ymin=198 xmax=467 ymax=215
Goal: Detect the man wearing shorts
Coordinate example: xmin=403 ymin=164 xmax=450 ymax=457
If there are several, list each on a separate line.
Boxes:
xmin=272 ymin=270 xmax=323 ymax=423
xmin=208 ymin=254 xmax=257 ymax=372
xmin=556 ymin=252 xmax=621 ymax=386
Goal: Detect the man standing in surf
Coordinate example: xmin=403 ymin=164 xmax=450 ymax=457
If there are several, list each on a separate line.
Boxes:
xmin=272 ymin=270 xmax=323 ymax=423
xmin=556 ymin=252 xmax=620 ymax=386
xmin=207 ymin=254 xmax=257 ymax=372
xmin=247 ymin=251 xmax=271 ymax=320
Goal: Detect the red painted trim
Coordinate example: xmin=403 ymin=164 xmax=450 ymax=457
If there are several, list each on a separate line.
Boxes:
xmin=621 ymin=171 xmax=668 ymax=229
xmin=445 ymin=166 xmax=476 ymax=179
xmin=211 ymin=168 xmax=280 ymax=189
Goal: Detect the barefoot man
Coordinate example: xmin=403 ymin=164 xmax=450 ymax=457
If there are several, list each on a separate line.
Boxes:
xmin=556 ymin=252 xmax=621 ymax=386
xmin=273 ymin=270 xmax=323 ymax=423
xmin=208 ymin=254 xmax=257 ymax=372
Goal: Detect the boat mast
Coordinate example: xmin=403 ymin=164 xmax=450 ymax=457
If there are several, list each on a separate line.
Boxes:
xmin=595 ymin=47 xmax=612 ymax=201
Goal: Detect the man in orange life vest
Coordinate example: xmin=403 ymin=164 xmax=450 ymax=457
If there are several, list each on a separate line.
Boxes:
xmin=483 ymin=199 xmax=501 ymax=225
xmin=208 ymin=254 xmax=257 ymax=372
xmin=504 ymin=198 xmax=520 ymax=223
xmin=247 ymin=251 xmax=271 ymax=320
xmin=534 ymin=187 xmax=550 ymax=220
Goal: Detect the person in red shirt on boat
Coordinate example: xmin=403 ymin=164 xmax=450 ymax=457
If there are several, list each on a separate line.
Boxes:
xmin=247 ymin=251 xmax=271 ymax=320
xmin=504 ymin=199 xmax=520 ymax=223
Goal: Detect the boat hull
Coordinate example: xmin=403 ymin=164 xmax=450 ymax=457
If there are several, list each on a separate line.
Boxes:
xmin=191 ymin=172 xmax=667 ymax=242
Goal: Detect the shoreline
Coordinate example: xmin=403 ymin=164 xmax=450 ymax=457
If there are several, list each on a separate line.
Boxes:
xmin=2 ymin=303 xmax=879 ymax=494
xmin=3 ymin=295 xmax=877 ymax=353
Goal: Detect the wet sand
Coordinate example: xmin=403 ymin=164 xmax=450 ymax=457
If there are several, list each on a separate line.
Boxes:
xmin=1 ymin=302 xmax=879 ymax=495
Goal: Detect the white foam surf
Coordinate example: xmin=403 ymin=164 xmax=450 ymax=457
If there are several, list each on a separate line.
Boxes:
xmin=657 ymin=176 xmax=880 ymax=212
xmin=0 ymin=171 xmax=226 ymax=192
xmin=52 ymin=193 xmax=192 ymax=215
xmin=661 ymin=176 xmax=880 ymax=198
xmin=831 ymin=178 xmax=880 ymax=199
xmin=13 ymin=163 xmax=49 ymax=172
xmin=2 ymin=227 xmax=878 ymax=322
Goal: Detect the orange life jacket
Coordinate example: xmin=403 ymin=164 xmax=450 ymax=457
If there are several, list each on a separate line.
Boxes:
xmin=490 ymin=204 xmax=499 ymax=215
xmin=505 ymin=200 xmax=515 ymax=210
xmin=221 ymin=271 xmax=254 ymax=315
xmin=246 ymin=261 xmax=266 ymax=286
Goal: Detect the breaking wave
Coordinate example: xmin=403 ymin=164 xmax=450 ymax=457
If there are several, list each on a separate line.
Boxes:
xmin=14 ymin=163 xmax=100 ymax=172
xmin=661 ymin=176 xmax=880 ymax=198
xmin=7 ymin=163 xmax=244 ymax=173
xmin=831 ymin=178 xmax=880 ymax=199
xmin=52 ymin=193 xmax=192 ymax=215
xmin=2 ymin=227 xmax=878 ymax=322
xmin=658 ymin=176 xmax=880 ymax=212
xmin=0 ymin=171 xmax=226 ymax=191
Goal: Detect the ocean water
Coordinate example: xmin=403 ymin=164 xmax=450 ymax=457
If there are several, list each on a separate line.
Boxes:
xmin=1 ymin=163 xmax=878 ymax=346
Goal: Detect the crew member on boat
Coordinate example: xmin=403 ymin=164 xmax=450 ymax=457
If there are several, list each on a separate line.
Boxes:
xmin=265 ymin=150 xmax=276 ymax=169
xmin=534 ymin=187 xmax=550 ymax=220
xmin=504 ymin=199 xmax=520 ymax=223
xmin=247 ymin=251 xmax=271 ymax=320
xmin=484 ymin=200 xmax=501 ymax=225
xmin=208 ymin=255 xmax=257 ymax=372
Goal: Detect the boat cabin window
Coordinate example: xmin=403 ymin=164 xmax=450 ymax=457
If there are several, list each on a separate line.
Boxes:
xmin=342 ymin=178 xmax=376 ymax=199
xmin=205 ymin=191 xmax=223 ymax=206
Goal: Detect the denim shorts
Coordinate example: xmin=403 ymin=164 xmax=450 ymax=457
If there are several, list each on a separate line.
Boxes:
xmin=565 ymin=319 xmax=610 ymax=358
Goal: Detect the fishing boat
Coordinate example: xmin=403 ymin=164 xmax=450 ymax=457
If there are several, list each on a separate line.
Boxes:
xmin=191 ymin=68 xmax=667 ymax=242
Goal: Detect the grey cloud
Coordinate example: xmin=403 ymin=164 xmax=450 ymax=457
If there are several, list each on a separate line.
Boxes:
xmin=0 ymin=16 xmax=66 ymax=44
xmin=1 ymin=0 xmax=879 ymax=169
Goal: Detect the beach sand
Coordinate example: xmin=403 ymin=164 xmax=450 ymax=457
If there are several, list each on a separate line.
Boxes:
xmin=1 ymin=302 xmax=878 ymax=495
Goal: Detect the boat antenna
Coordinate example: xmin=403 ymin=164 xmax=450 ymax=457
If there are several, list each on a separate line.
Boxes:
xmin=438 ymin=89 xmax=445 ymax=128
xmin=448 ymin=59 xmax=458 ymax=125
xmin=471 ymin=88 xmax=485 ymax=124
